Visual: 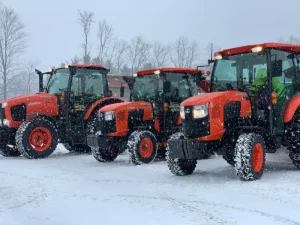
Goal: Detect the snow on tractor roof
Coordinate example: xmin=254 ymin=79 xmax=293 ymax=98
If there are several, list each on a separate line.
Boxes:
xmin=135 ymin=68 xmax=197 ymax=76
xmin=50 ymin=64 xmax=108 ymax=72
xmin=215 ymin=42 xmax=300 ymax=57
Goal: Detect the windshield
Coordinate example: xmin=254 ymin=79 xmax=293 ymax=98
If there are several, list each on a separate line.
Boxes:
xmin=131 ymin=75 xmax=158 ymax=101
xmin=211 ymin=52 xmax=267 ymax=92
xmin=47 ymin=68 xmax=108 ymax=97
xmin=164 ymin=72 xmax=196 ymax=103
xmin=47 ymin=69 xmax=70 ymax=94
xmin=130 ymin=72 xmax=196 ymax=102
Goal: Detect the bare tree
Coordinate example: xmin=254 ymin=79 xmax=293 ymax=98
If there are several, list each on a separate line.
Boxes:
xmin=279 ymin=35 xmax=300 ymax=44
xmin=24 ymin=60 xmax=40 ymax=94
xmin=78 ymin=10 xmax=94 ymax=64
xmin=187 ymin=40 xmax=199 ymax=67
xmin=0 ymin=3 xmax=27 ymax=100
xmin=97 ymin=19 xmax=114 ymax=64
xmin=151 ymin=42 xmax=170 ymax=68
xmin=129 ymin=36 xmax=151 ymax=73
xmin=170 ymin=36 xmax=198 ymax=68
xmin=104 ymin=37 xmax=117 ymax=71
xmin=114 ymin=40 xmax=129 ymax=75
xmin=170 ymin=36 xmax=188 ymax=67
xmin=62 ymin=55 xmax=82 ymax=66
xmin=205 ymin=42 xmax=221 ymax=60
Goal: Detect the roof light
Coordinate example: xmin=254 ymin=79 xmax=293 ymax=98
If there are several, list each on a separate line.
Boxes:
xmin=215 ymin=54 xmax=222 ymax=60
xmin=64 ymin=64 xmax=69 ymax=69
xmin=133 ymin=73 xmax=138 ymax=77
xmin=251 ymin=46 xmax=263 ymax=53
xmin=154 ymin=70 xmax=160 ymax=75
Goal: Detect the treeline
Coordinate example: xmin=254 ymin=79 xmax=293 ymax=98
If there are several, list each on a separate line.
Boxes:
xmin=61 ymin=10 xmax=222 ymax=76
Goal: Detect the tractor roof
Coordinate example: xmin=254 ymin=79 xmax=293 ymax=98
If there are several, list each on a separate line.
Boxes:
xmin=135 ymin=68 xmax=197 ymax=76
xmin=52 ymin=64 xmax=108 ymax=71
xmin=215 ymin=42 xmax=300 ymax=57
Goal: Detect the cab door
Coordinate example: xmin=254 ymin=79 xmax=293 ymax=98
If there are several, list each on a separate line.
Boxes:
xmin=269 ymin=49 xmax=298 ymax=135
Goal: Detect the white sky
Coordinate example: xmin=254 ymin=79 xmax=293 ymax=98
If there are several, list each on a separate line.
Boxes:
xmin=2 ymin=0 xmax=300 ymax=71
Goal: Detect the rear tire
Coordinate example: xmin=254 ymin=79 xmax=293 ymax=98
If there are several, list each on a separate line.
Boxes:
xmin=286 ymin=109 xmax=300 ymax=169
xmin=0 ymin=132 xmax=21 ymax=157
xmin=166 ymin=132 xmax=197 ymax=176
xmin=235 ymin=133 xmax=266 ymax=181
xmin=16 ymin=118 xmax=58 ymax=159
xmin=63 ymin=113 xmax=98 ymax=154
xmin=223 ymin=148 xmax=235 ymax=166
xmin=63 ymin=143 xmax=90 ymax=153
xmin=92 ymin=145 xmax=119 ymax=162
xmin=127 ymin=130 xmax=157 ymax=165
xmin=0 ymin=146 xmax=21 ymax=157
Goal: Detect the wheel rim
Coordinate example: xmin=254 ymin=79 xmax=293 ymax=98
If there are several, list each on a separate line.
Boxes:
xmin=252 ymin=143 xmax=263 ymax=172
xmin=139 ymin=138 xmax=153 ymax=158
xmin=29 ymin=127 xmax=52 ymax=152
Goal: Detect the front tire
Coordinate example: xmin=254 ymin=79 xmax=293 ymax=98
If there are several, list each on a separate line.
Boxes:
xmin=235 ymin=133 xmax=266 ymax=181
xmin=16 ymin=118 xmax=58 ymax=159
xmin=166 ymin=132 xmax=197 ymax=176
xmin=92 ymin=145 xmax=119 ymax=162
xmin=127 ymin=130 xmax=157 ymax=165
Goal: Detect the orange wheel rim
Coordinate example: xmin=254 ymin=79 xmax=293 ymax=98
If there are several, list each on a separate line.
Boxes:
xmin=29 ymin=127 xmax=52 ymax=152
xmin=252 ymin=143 xmax=263 ymax=172
xmin=139 ymin=138 xmax=153 ymax=158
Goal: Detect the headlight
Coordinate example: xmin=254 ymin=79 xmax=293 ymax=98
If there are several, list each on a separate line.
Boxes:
xmin=193 ymin=104 xmax=208 ymax=119
xmin=104 ymin=111 xmax=115 ymax=121
xmin=3 ymin=119 xmax=10 ymax=126
xmin=180 ymin=106 xmax=185 ymax=119
xmin=2 ymin=102 xmax=7 ymax=108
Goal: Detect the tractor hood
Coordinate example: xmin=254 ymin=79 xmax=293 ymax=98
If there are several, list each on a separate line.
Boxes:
xmin=1 ymin=92 xmax=57 ymax=108
xmin=181 ymin=91 xmax=247 ymax=107
xmin=181 ymin=92 xmax=227 ymax=107
xmin=100 ymin=101 xmax=152 ymax=113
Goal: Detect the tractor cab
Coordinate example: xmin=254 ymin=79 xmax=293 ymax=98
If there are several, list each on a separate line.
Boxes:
xmin=121 ymin=68 xmax=200 ymax=134
xmin=212 ymin=45 xmax=299 ymax=135
xmin=41 ymin=65 xmax=112 ymax=119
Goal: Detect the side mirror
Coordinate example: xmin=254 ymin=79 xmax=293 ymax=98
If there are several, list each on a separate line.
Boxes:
xmin=108 ymin=90 xmax=113 ymax=97
xmin=271 ymin=60 xmax=283 ymax=77
xmin=195 ymin=71 xmax=205 ymax=85
xmin=120 ymin=84 xmax=125 ymax=97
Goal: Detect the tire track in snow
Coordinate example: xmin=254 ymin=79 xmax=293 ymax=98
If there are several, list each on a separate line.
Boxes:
xmin=117 ymin=194 xmax=300 ymax=225
xmin=117 ymin=194 xmax=229 ymax=225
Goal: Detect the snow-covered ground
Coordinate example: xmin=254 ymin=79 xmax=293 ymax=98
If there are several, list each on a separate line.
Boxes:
xmin=1 ymin=145 xmax=300 ymax=225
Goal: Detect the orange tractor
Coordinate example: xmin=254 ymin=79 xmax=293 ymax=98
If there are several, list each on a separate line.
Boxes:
xmin=87 ymin=67 xmax=209 ymax=164
xmin=166 ymin=43 xmax=300 ymax=181
xmin=0 ymin=64 xmax=123 ymax=159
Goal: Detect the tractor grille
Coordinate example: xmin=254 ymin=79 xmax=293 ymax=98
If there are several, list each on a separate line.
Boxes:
xmin=95 ymin=112 xmax=116 ymax=135
xmin=182 ymin=106 xmax=210 ymax=138
xmin=11 ymin=104 xmax=26 ymax=121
